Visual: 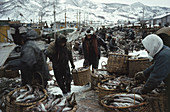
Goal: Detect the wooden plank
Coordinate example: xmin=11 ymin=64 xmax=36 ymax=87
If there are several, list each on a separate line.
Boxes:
xmin=0 ymin=43 xmax=16 ymax=66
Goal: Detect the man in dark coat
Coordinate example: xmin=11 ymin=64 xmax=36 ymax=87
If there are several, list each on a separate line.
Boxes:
xmin=2 ymin=25 xmax=50 ymax=88
xmin=82 ymin=29 xmax=107 ymax=71
xmin=45 ymin=34 xmax=75 ymax=95
xmin=128 ymin=29 xmax=135 ymax=40
xmin=109 ymin=37 xmax=117 ymax=52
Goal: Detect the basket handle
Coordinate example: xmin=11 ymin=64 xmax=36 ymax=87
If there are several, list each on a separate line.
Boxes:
xmin=32 ymin=72 xmax=44 ymax=88
xmin=98 ymin=74 xmax=105 ymax=82
xmin=101 ymin=61 xmax=107 ymax=70
xmin=72 ymin=68 xmax=78 ymax=73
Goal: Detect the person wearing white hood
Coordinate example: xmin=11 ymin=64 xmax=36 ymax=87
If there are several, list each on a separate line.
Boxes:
xmin=133 ymin=34 xmax=170 ymax=94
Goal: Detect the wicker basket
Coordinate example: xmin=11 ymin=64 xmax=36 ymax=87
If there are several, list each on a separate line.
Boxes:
xmin=107 ymin=53 xmax=129 ymax=75
xmin=101 ymin=93 xmax=149 ymax=112
xmin=72 ymin=67 xmax=91 ymax=86
xmin=32 ymin=72 xmax=45 ymax=88
xmin=91 ymin=69 xmax=111 ymax=90
xmin=97 ymin=79 xmax=120 ymax=103
xmin=1 ymin=70 xmax=20 ymax=78
xmin=144 ymin=93 xmax=168 ymax=112
xmin=5 ymin=86 xmax=47 ymax=112
xmin=128 ymin=58 xmax=152 ymax=78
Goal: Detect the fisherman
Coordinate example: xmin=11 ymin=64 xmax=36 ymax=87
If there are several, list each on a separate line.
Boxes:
xmin=128 ymin=28 xmax=135 ymax=40
xmin=45 ymin=34 xmax=75 ymax=95
xmin=82 ymin=28 xmax=108 ymax=72
xmin=132 ymin=34 xmax=170 ymax=95
xmin=108 ymin=37 xmax=117 ymax=52
xmin=0 ymin=24 xmax=50 ymax=88
xmin=99 ymin=26 xmax=107 ymax=41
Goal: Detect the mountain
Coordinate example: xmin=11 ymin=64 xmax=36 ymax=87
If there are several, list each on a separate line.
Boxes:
xmin=0 ymin=0 xmax=170 ymax=25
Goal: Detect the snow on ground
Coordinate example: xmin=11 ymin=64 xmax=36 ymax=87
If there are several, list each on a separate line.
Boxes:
xmin=128 ymin=50 xmax=149 ymax=58
xmin=47 ymin=57 xmax=108 ymax=96
xmin=72 ymin=56 xmax=108 ymax=70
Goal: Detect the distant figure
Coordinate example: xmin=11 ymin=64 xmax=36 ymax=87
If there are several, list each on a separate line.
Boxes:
xmin=128 ymin=29 xmax=135 ymax=40
xmin=109 ymin=38 xmax=117 ymax=52
xmin=99 ymin=26 xmax=107 ymax=41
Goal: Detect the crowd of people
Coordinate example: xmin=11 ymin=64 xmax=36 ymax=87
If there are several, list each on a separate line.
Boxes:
xmin=0 ymin=24 xmax=170 ymax=107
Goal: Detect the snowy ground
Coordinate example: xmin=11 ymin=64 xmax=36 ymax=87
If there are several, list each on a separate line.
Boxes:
xmin=46 ymin=57 xmax=108 ymax=111
xmin=47 ymin=57 xmax=108 ymax=96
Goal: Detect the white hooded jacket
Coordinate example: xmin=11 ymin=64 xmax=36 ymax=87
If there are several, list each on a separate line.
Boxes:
xmin=142 ymin=34 xmax=163 ymax=58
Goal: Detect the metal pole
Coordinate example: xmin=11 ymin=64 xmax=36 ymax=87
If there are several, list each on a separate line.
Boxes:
xmin=53 ymin=4 xmax=56 ymax=39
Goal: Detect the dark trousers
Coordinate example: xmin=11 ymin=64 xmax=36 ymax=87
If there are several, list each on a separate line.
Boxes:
xmin=83 ymin=59 xmax=99 ymax=69
xmin=53 ymin=69 xmax=71 ymax=94
xmin=21 ymin=70 xmax=32 ymax=86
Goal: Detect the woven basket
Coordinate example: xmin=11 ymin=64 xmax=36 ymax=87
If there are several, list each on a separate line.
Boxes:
xmin=128 ymin=58 xmax=152 ymax=78
xmin=97 ymin=79 xmax=120 ymax=103
xmin=144 ymin=93 xmax=168 ymax=112
xmin=4 ymin=70 xmax=20 ymax=78
xmin=72 ymin=67 xmax=91 ymax=86
xmin=91 ymin=69 xmax=111 ymax=90
xmin=5 ymin=86 xmax=47 ymax=112
xmin=107 ymin=53 xmax=129 ymax=75
xmin=32 ymin=72 xmax=45 ymax=88
xmin=101 ymin=93 xmax=149 ymax=112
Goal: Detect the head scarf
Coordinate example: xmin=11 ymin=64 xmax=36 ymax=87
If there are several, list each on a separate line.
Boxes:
xmin=142 ymin=34 xmax=163 ymax=58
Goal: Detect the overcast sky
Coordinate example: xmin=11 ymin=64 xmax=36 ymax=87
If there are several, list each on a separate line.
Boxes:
xmin=90 ymin=0 xmax=170 ymax=8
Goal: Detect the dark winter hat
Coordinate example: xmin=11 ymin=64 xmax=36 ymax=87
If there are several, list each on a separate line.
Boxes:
xmin=10 ymin=24 xmax=27 ymax=45
xmin=25 ymin=28 xmax=38 ymax=40
xmin=58 ymin=34 xmax=67 ymax=43
xmin=85 ymin=29 xmax=93 ymax=35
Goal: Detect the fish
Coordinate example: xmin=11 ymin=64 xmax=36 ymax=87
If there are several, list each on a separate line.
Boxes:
xmin=114 ymin=94 xmax=144 ymax=102
xmin=11 ymin=90 xmax=19 ymax=99
xmin=45 ymin=99 xmax=54 ymax=110
xmin=114 ymin=97 xmax=140 ymax=104
xmin=31 ymin=107 xmax=42 ymax=111
xmin=101 ymin=85 xmax=109 ymax=89
xmin=62 ymin=107 xmax=72 ymax=112
xmin=51 ymin=98 xmax=62 ymax=106
xmin=51 ymin=105 xmax=65 ymax=112
xmin=67 ymin=93 xmax=77 ymax=108
xmin=16 ymin=94 xmax=35 ymax=102
xmin=37 ymin=102 xmax=47 ymax=112
xmin=19 ymin=88 xmax=27 ymax=93
xmin=57 ymin=99 xmax=66 ymax=106
xmin=111 ymin=102 xmax=134 ymax=107
xmin=16 ymin=84 xmax=33 ymax=101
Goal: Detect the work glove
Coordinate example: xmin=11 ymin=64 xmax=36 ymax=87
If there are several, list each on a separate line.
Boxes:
xmin=134 ymin=71 xmax=146 ymax=82
xmin=83 ymin=60 xmax=89 ymax=67
xmin=71 ymin=64 xmax=75 ymax=69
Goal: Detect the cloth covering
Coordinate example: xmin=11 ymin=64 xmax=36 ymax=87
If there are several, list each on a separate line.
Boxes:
xmin=142 ymin=34 xmax=163 ymax=58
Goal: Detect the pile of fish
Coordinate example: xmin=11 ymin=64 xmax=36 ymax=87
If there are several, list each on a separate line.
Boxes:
xmin=93 ymin=70 xmax=110 ymax=78
xmin=103 ymin=93 xmax=144 ymax=107
xmin=10 ymin=84 xmax=45 ymax=103
xmin=74 ymin=67 xmax=89 ymax=72
xmin=0 ymin=77 xmax=21 ymax=111
xmin=101 ymin=78 xmax=121 ymax=90
xmin=100 ymin=76 xmax=135 ymax=91
xmin=28 ymin=92 xmax=77 ymax=112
